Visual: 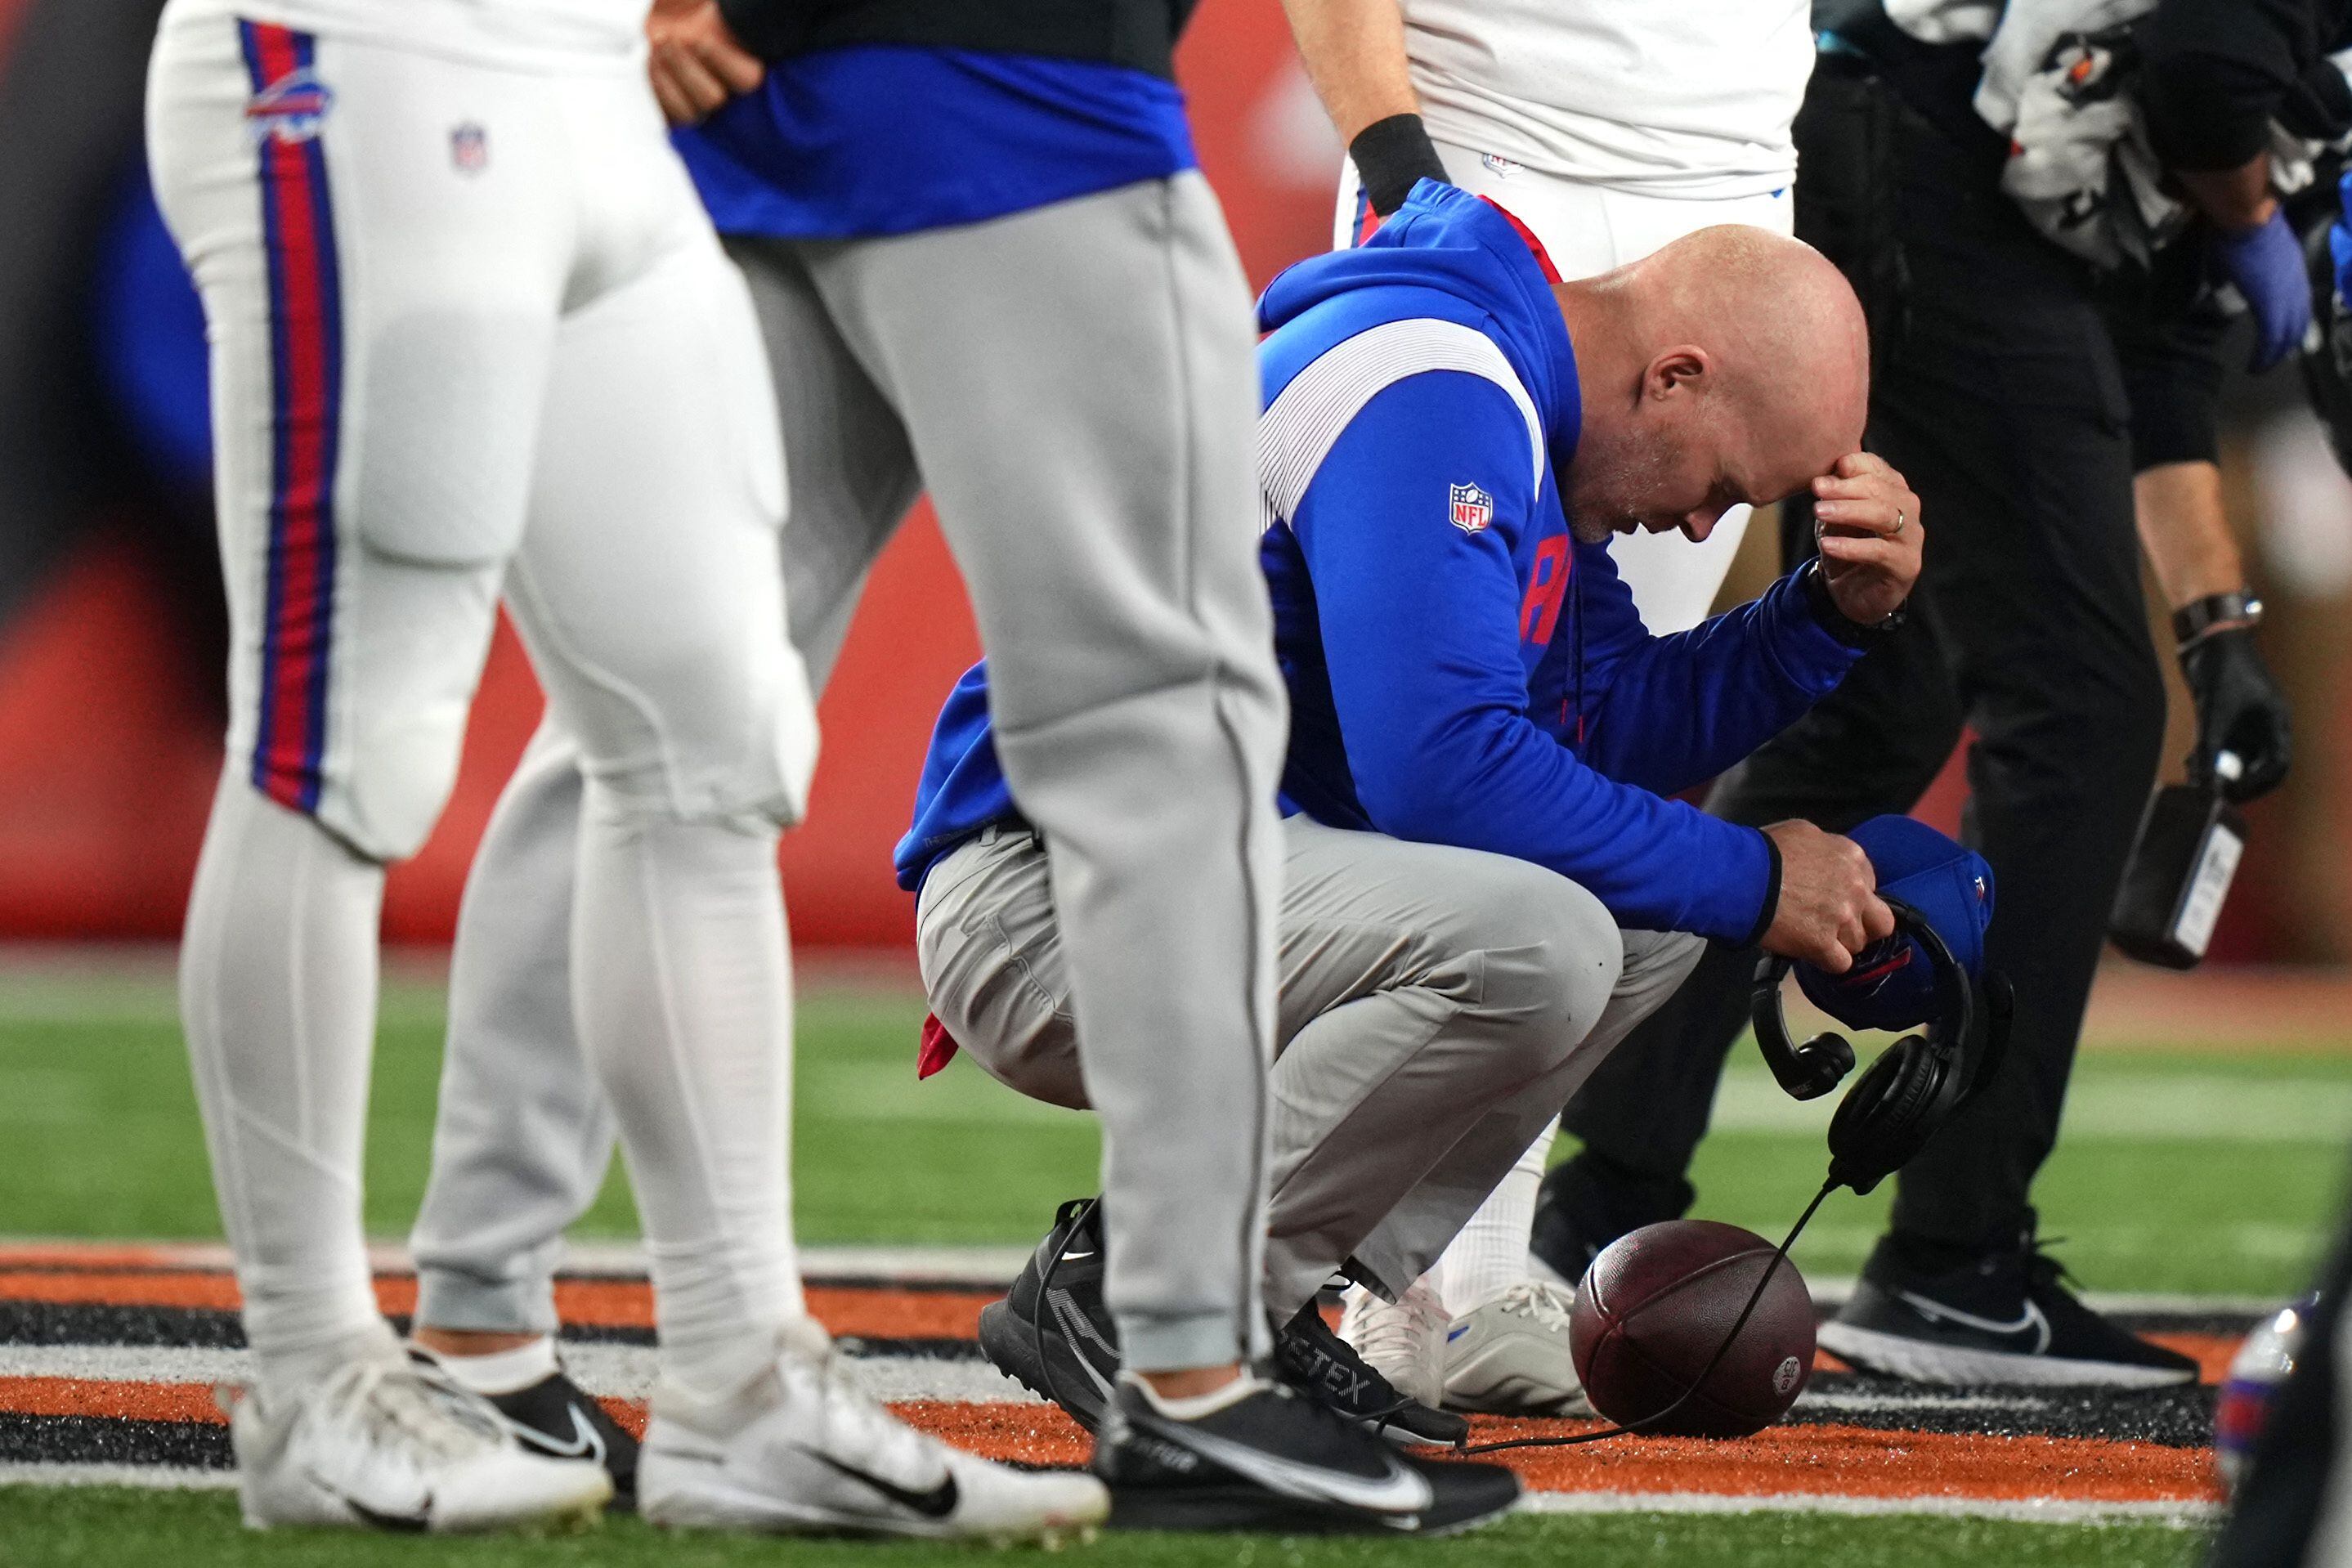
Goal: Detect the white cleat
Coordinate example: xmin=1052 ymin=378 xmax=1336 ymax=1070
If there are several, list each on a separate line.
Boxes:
xmin=1337 ymin=1278 xmax=1450 ymax=1412
xmin=1441 ymin=1280 xmax=1594 ymax=1417
xmin=226 ymin=1351 xmax=613 ymax=1532
xmin=638 ymin=1318 xmax=1108 ymax=1540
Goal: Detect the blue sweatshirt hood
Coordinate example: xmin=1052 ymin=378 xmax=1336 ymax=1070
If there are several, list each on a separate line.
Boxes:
xmin=1257 ymin=181 xmax=1581 ymax=476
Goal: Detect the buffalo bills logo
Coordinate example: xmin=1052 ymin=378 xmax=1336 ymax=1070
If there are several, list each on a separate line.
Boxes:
xmin=1449 ymin=482 xmax=1494 ymax=535
xmin=244 ymin=67 xmax=333 ymax=146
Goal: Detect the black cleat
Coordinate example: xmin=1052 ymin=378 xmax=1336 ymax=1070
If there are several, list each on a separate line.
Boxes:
xmin=482 ymin=1369 xmax=641 ymax=1509
xmin=976 ymin=1198 xmax=1121 ymax=1431
xmin=1820 ymin=1227 xmax=2200 ymax=1389
xmin=1094 ymin=1375 xmax=1516 ymax=1535
xmin=1275 ymin=1302 xmax=1467 ymax=1449
xmin=980 ymin=1199 xmax=1468 ymax=1449
xmin=1529 ymin=1151 xmax=1695 ymax=1288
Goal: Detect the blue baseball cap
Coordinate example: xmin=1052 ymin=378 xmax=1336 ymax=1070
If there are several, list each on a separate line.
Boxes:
xmin=1795 ymin=815 xmax=1994 ymax=1032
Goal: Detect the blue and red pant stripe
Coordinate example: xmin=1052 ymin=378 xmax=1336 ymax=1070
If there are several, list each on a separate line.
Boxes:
xmin=237 ymin=20 xmax=342 ymax=814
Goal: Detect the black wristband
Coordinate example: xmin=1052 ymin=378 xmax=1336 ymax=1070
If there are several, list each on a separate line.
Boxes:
xmin=2172 ymin=590 xmax=2262 ymax=652
xmin=1349 ymin=114 xmax=1449 ymax=217
xmin=1800 ymin=559 xmax=1902 ymax=647
xmin=1742 ymin=831 xmax=1785 ymax=950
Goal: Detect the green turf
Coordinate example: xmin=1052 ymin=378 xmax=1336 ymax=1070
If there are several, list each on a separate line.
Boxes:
xmin=0 ymin=1488 xmax=2211 ymax=1568
xmin=0 ymin=973 xmax=2346 ymax=1297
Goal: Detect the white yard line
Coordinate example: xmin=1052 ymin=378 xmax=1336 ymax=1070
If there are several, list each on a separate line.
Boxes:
xmin=1517 ymin=1491 xmax=2220 ymax=1525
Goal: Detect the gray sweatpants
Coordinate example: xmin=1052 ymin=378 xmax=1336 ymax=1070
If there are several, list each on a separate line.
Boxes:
xmin=918 ymin=817 xmax=1705 ymax=1319
xmin=410 ymin=174 xmax=1288 ymax=1372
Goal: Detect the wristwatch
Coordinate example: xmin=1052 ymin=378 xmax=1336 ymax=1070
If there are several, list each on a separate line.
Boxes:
xmin=1801 ymin=559 xmax=1906 ymax=647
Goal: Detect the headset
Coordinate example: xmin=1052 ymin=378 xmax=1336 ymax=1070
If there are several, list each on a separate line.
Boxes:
xmin=1749 ymin=896 xmax=2014 ymax=1196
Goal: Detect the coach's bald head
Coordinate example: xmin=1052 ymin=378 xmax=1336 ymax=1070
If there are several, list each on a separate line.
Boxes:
xmin=1553 ymin=226 xmax=1870 ymax=544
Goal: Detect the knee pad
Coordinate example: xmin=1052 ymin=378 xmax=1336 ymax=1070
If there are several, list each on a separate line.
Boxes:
xmin=572 ymin=638 xmax=818 ymax=832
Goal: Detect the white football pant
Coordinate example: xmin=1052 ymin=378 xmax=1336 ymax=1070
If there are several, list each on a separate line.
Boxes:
xmin=149 ymin=7 xmax=816 ymax=1400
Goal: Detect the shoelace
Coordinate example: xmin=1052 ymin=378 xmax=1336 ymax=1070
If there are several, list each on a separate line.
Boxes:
xmin=1488 ymin=1280 xmax=1575 ymax=1333
xmin=322 ymin=1358 xmax=507 ymax=1465
xmin=1343 ymin=1284 xmax=1447 ymax=1369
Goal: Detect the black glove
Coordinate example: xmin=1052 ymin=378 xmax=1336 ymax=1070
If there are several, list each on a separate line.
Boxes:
xmin=2180 ymin=626 xmax=2292 ymax=803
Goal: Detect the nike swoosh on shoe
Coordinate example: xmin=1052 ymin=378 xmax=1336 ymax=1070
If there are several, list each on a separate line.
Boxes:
xmin=507 ymin=1405 xmax=607 ymax=1465
xmin=1144 ymin=1420 xmax=1434 ymax=1516
xmin=1894 ymin=1292 xmax=2053 ymax=1354
xmin=310 ymin=1471 xmax=432 ymax=1533
xmin=811 ymin=1454 xmax=961 ymax=1519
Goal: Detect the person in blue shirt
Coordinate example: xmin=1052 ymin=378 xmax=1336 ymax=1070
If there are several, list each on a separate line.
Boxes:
xmin=907 ymin=182 xmax=1924 ymax=1441
xmin=396 ymin=0 xmax=1521 ymax=1538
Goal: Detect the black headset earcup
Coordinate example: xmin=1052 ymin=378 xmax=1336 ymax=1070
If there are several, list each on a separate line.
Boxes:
xmin=1825 ymin=1034 xmax=1950 ymax=1195
xmin=1801 ymin=1031 xmax=1857 ymax=1085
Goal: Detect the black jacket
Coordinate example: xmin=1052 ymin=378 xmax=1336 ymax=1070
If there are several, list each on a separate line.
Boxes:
xmin=2137 ymin=0 xmax=2352 ymax=170
xmin=713 ymin=0 xmax=1202 ymax=79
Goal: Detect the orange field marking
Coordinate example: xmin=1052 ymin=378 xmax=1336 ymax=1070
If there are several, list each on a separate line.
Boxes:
xmin=0 ymin=1376 xmax=225 ymax=1425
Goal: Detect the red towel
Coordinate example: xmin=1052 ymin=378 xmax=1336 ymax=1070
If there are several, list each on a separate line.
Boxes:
xmin=916 ymin=1011 xmax=961 ymax=1079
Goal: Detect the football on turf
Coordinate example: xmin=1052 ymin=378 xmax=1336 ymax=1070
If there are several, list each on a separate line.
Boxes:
xmin=1570 ymin=1220 xmax=1815 ymax=1438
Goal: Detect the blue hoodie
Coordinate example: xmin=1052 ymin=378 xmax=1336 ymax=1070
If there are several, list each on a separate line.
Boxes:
xmin=894 ymin=181 xmax=1866 ymax=942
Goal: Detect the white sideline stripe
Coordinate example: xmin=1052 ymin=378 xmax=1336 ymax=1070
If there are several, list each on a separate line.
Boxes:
xmin=0 ymin=1342 xmax=1042 ymax=1406
xmin=0 ymin=1463 xmax=235 ymax=1492
xmin=1516 ymin=1491 xmax=2220 ymax=1526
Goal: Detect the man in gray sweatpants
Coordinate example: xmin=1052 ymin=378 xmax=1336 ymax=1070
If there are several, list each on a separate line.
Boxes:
xmin=399 ymin=2 xmax=1399 ymax=1527
xmin=934 ymin=189 xmax=1927 ymax=1440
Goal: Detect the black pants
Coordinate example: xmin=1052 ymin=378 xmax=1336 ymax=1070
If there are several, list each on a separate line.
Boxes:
xmin=1559 ymin=78 xmax=2168 ymax=1255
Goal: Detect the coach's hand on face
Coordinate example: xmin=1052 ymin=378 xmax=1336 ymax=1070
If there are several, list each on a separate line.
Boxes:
xmin=1759 ymin=821 xmax=1895 ymax=974
xmin=1811 ymin=451 xmax=1920 ymax=625
xmin=647 ymin=0 xmax=764 ymax=126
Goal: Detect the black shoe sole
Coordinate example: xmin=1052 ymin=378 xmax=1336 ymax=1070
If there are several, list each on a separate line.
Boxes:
xmin=976 ymin=1298 xmax=1116 ymax=1432
xmin=1107 ymin=1482 xmax=1516 ymax=1536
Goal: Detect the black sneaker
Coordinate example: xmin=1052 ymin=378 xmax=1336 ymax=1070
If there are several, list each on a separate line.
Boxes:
xmin=1529 ymin=1151 xmax=1695 ymax=1287
xmin=1819 ymin=1230 xmax=2200 ymax=1389
xmin=979 ymin=1199 xmax=1468 ymax=1449
xmin=1094 ymin=1375 xmax=1517 ymax=1535
xmin=482 ymin=1369 xmax=641 ymax=1509
xmin=976 ymin=1198 xmax=1121 ymax=1430
xmin=1275 ymin=1302 xmax=1468 ymax=1449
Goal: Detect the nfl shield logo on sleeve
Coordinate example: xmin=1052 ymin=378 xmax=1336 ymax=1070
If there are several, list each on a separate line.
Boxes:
xmin=1449 ymin=482 xmax=1495 ymax=534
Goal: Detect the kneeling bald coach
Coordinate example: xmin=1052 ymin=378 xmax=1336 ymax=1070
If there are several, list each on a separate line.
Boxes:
xmin=902 ymin=182 xmax=1922 ymax=1516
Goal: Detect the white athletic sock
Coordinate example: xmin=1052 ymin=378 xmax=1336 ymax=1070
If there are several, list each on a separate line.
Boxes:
xmin=571 ymin=783 xmax=802 ymax=1404
xmin=1435 ymin=1118 xmax=1557 ymax=1316
xmin=1126 ymin=1370 xmax=1265 ymax=1422
xmin=178 ymin=777 xmax=396 ymax=1396
xmin=431 ymin=1336 xmax=561 ymax=1396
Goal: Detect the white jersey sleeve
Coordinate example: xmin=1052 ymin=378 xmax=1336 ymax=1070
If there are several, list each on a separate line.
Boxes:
xmin=1401 ymin=0 xmax=1815 ymax=196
